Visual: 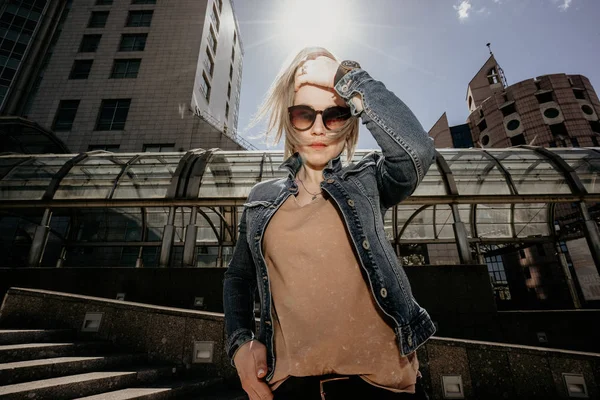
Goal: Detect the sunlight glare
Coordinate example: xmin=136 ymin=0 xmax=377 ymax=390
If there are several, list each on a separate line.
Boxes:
xmin=277 ymin=0 xmax=352 ymax=50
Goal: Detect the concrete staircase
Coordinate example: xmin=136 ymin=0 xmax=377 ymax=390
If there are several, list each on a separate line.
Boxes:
xmin=0 ymin=329 xmax=246 ymax=400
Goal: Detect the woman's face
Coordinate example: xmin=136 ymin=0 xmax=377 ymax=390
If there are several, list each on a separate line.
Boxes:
xmin=292 ymin=84 xmax=348 ymax=170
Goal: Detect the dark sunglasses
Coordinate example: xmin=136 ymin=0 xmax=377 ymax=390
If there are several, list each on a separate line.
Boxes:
xmin=287 ymin=105 xmax=352 ymax=131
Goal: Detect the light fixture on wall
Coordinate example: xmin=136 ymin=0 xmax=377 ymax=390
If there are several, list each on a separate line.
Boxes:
xmin=563 ymin=374 xmax=588 ymax=398
xmin=442 ymin=375 xmax=464 ymax=399
xmin=81 ymin=312 xmax=103 ymax=332
xmin=193 ymin=297 xmax=204 ymax=307
xmin=537 ymin=332 xmax=548 ymax=343
xmin=193 ymin=341 xmax=214 ymax=364
xmin=116 ymin=293 xmax=126 ymax=301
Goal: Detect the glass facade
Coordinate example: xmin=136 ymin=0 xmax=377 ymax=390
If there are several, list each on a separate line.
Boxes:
xmin=0 ymin=0 xmax=48 ymax=109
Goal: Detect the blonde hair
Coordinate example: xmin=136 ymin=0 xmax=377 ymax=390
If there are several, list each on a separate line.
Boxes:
xmin=251 ymin=46 xmax=359 ymax=161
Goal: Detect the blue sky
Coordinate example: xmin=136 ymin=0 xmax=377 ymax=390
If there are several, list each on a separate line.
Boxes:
xmin=233 ymin=0 xmax=600 ymax=150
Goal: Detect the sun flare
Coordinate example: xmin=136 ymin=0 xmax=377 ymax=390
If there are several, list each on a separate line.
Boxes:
xmin=276 ymin=0 xmax=353 ymax=51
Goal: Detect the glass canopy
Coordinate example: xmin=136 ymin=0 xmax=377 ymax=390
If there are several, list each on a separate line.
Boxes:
xmin=2 ymin=148 xmax=599 ymax=203
xmin=1 ymin=147 xmax=600 ymax=269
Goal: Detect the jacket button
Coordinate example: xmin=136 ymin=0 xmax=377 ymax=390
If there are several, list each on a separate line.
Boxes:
xmin=362 ymin=239 xmax=370 ymax=250
xmin=265 ymin=320 xmax=272 ymax=326
xmin=380 ymin=288 xmax=388 ymax=298
xmin=254 ymin=235 xmax=261 ymax=241
xmin=262 ymin=276 xmax=268 ymax=281
xmin=347 ymin=199 xmax=355 ymax=207
xmin=407 ymin=334 xmax=413 ymax=347
xmin=326 ymin=178 xmax=335 ymax=184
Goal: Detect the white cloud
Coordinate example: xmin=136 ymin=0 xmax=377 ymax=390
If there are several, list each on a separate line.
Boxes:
xmin=558 ymin=0 xmax=572 ymax=11
xmin=454 ymin=0 xmax=472 ymax=20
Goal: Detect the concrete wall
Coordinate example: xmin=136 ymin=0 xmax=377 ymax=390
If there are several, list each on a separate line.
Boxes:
xmin=1 ymin=288 xmax=599 ymax=399
xmin=1 ymin=266 xmax=598 ymax=353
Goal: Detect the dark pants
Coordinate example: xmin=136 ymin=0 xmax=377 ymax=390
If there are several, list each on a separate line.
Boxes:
xmin=273 ymin=375 xmax=430 ymax=400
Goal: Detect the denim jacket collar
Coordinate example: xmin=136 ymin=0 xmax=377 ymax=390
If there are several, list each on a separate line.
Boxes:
xmin=278 ymin=152 xmax=343 ymax=179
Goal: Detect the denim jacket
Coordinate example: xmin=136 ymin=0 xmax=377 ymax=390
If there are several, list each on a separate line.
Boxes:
xmin=223 ymin=68 xmax=437 ymax=381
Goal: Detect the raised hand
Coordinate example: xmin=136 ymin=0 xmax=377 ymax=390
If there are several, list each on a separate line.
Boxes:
xmin=294 ymin=56 xmax=340 ymax=92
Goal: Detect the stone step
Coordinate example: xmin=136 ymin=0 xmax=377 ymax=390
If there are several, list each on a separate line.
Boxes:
xmin=0 ymin=366 xmax=176 ymax=400
xmin=0 ymin=342 xmax=113 ymax=363
xmin=0 ymin=353 xmax=145 ymax=385
xmin=0 ymin=329 xmax=74 ymax=345
xmin=74 ymin=387 xmax=172 ymax=400
xmin=74 ymin=377 xmax=235 ymax=400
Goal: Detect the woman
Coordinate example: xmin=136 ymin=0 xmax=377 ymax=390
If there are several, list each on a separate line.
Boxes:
xmin=223 ymin=47 xmax=436 ymax=400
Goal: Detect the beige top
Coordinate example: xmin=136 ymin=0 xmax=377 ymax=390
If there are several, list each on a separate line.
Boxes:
xmin=263 ymin=194 xmax=419 ymax=393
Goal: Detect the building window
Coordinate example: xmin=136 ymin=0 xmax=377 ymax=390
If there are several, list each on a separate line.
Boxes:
xmin=510 ymin=134 xmax=526 ymax=146
xmin=225 ymin=102 xmax=229 ymax=118
xmin=53 ymin=100 xmax=80 ymax=131
xmin=227 ymin=83 xmax=231 ymax=98
xmin=95 ymin=0 xmax=113 ymax=5
xmin=119 ymin=33 xmax=147 ymax=51
xmin=523 ymin=266 xmax=531 ymax=279
xmin=591 ymin=121 xmax=600 ymax=134
xmin=543 ymin=108 xmax=560 ymax=119
xmin=549 ymin=122 xmax=568 ymax=137
xmin=500 ymin=103 xmax=516 ymax=117
xmin=88 ymin=144 xmax=120 ymax=152
xmin=229 ymin=64 xmax=233 ymax=80
xmin=131 ymin=0 xmax=156 ymax=4
xmin=481 ymin=135 xmax=490 ymax=146
xmin=96 ymin=99 xmax=131 ymax=131
xmin=571 ymin=137 xmax=580 ymax=147
xmin=204 ymin=47 xmax=214 ymax=76
xmin=536 ymin=91 xmax=554 ymax=104
xmin=208 ymin=26 xmax=217 ymax=53
xmin=477 ymin=118 xmax=487 ymax=132
xmin=143 ymin=144 xmax=175 ymax=152
xmin=582 ymin=105 xmax=594 ymax=116
xmin=231 ymin=46 xmax=235 ymax=61
xmin=484 ymin=253 xmax=511 ymax=301
xmin=217 ymin=0 xmax=223 ymax=12
xmin=573 ymin=89 xmax=585 ymax=100
xmin=79 ymin=34 xmax=102 ymax=52
xmin=506 ymin=119 xmax=520 ymax=131
xmin=69 ymin=60 xmax=93 ymax=79
xmin=126 ymin=10 xmax=153 ymax=27
xmin=111 ymin=59 xmax=141 ymax=78
xmin=592 ymin=135 xmax=599 ymax=146
xmin=519 ymin=249 xmax=526 ymax=259
xmin=487 ymin=67 xmax=499 ymax=85
xmin=88 ymin=11 xmax=109 ymax=28
xmin=210 ymin=4 xmax=220 ymax=32
xmin=199 ymin=72 xmax=211 ymax=101
xmin=233 ymin=30 xmax=237 ymax=45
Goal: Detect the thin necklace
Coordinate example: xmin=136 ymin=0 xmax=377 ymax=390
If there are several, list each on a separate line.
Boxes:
xmin=296 ymin=176 xmax=322 ymax=201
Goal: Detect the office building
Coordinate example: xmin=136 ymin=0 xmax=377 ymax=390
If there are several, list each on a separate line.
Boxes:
xmin=7 ymin=0 xmax=247 ymax=153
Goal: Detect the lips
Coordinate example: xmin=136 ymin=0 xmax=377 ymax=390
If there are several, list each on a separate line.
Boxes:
xmin=309 ymin=142 xmax=327 ymax=148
